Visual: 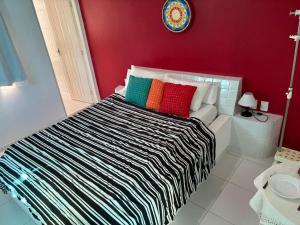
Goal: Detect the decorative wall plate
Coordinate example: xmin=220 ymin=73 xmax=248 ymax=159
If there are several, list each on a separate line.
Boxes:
xmin=162 ymin=0 xmax=191 ymax=33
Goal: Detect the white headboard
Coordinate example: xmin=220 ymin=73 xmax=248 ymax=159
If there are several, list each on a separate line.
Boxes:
xmin=131 ymin=66 xmax=242 ymax=116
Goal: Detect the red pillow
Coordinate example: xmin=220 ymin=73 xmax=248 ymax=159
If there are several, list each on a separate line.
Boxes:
xmin=160 ymin=83 xmax=197 ymax=117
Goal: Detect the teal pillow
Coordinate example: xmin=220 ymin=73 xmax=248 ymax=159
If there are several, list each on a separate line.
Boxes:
xmin=125 ymin=76 xmax=153 ymax=107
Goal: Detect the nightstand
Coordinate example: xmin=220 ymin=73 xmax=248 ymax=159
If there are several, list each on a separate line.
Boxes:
xmin=229 ymin=112 xmax=283 ymax=158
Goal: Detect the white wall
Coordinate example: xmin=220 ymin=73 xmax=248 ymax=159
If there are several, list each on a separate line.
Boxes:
xmin=0 ymin=0 xmax=66 ymax=149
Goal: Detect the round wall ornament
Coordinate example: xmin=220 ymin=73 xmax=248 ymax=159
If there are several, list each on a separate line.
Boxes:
xmin=162 ymin=0 xmax=191 ymax=33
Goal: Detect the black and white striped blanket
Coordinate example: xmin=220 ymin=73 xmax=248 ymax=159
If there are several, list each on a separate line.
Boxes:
xmin=0 ymin=94 xmax=215 ymax=225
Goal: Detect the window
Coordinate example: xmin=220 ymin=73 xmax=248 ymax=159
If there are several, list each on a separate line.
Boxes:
xmin=0 ymin=14 xmax=25 ymax=86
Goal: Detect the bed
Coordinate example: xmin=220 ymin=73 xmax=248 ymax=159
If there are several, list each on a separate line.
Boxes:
xmin=190 ymin=104 xmax=218 ymax=126
xmin=0 ymin=66 xmax=242 ymax=225
xmin=0 ymin=94 xmax=215 ymax=225
xmin=119 ymin=66 xmax=242 ymax=160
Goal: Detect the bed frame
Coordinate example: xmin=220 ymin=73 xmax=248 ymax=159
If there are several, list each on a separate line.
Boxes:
xmin=9 ymin=66 xmax=242 ymax=224
xmin=121 ymin=66 xmax=243 ymax=159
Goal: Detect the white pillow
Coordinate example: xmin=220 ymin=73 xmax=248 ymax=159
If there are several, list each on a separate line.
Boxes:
xmin=203 ymin=83 xmax=220 ymax=105
xmin=124 ymin=66 xmax=166 ymax=88
xmin=166 ymin=76 xmax=210 ymax=111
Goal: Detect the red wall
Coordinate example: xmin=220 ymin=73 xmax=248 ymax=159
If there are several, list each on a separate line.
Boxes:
xmin=79 ymin=0 xmax=300 ymax=150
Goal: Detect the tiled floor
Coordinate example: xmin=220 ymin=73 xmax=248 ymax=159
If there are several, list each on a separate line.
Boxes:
xmin=60 ymin=92 xmax=91 ymax=116
xmin=170 ymin=151 xmax=272 ymax=225
xmin=0 ymin=151 xmax=273 ymax=225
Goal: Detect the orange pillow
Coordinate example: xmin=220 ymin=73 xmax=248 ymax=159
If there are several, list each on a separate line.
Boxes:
xmin=146 ymin=79 xmax=165 ymax=111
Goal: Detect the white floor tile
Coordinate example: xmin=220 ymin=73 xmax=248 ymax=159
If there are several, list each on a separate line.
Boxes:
xmin=240 ymin=207 xmax=260 ymax=225
xmin=210 ymin=183 xmax=258 ymax=225
xmin=61 ymin=92 xmax=91 ymax=116
xmin=242 ymin=155 xmax=274 ymax=168
xmin=0 ymin=192 xmax=11 ymax=207
xmin=24 ymin=219 xmax=36 ymax=225
xmin=227 ymin=150 xmax=274 ymax=167
xmin=0 ymin=147 xmax=5 ymax=157
xmin=190 ymin=175 xmax=227 ymax=209
xmin=170 ymin=201 xmax=206 ymax=225
xmin=212 ymin=153 xmax=242 ymax=180
xmin=0 ymin=200 xmax=31 ymax=225
xmin=230 ymin=159 xmax=268 ymax=193
xmin=200 ymin=212 xmax=233 ymax=225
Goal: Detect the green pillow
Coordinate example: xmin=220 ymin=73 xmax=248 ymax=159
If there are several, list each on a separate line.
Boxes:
xmin=125 ymin=76 xmax=153 ymax=107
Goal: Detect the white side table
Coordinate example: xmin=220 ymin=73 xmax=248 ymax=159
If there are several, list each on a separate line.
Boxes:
xmin=230 ymin=112 xmax=283 ymax=158
xmin=250 ymin=162 xmax=300 ymax=225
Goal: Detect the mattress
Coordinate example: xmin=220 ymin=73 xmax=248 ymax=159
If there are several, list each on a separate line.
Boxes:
xmin=190 ymin=104 xmax=218 ymax=126
xmin=0 ymin=94 xmax=215 ymax=225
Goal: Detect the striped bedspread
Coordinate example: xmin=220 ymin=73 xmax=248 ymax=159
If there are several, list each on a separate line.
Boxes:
xmin=0 ymin=94 xmax=215 ymax=225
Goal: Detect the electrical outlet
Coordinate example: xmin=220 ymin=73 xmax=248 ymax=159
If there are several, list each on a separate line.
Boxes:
xmin=260 ymin=101 xmax=269 ymax=112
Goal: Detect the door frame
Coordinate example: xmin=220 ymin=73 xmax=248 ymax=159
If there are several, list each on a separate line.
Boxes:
xmin=70 ymin=0 xmax=100 ymax=103
xmin=33 ymin=0 xmax=100 ymax=103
